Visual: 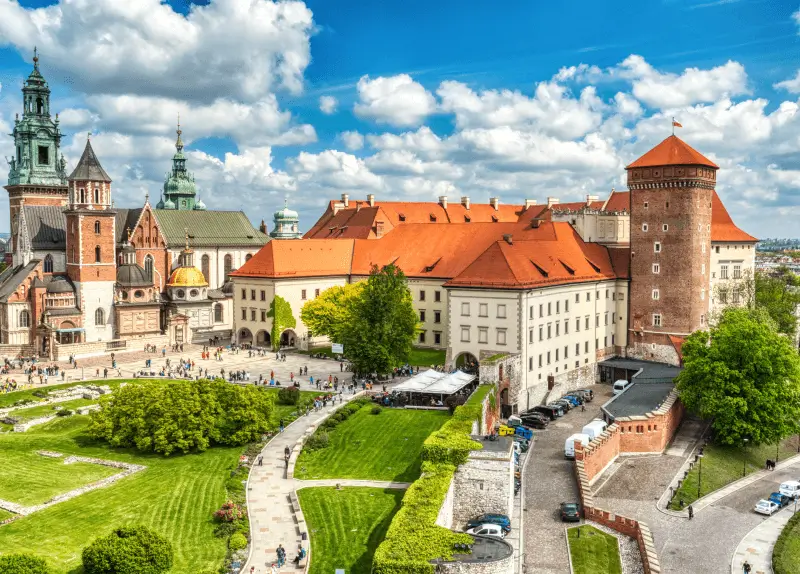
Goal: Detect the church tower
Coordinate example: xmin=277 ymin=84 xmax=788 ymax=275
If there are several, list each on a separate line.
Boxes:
xmin=65 ymin=136 xmax=116 ymax=341
xmin=626 ymin=135 xmax=716 ymax=360
xmin=156 ymin=120 xmax=206 ymax=211
xmin=270 ymin=199 xmax=302 ymax=239
xmin=4 ymin=49 xmax=68 ymax=258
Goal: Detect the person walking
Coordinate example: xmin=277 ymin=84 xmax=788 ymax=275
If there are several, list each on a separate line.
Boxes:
xmin=743 ymin=560 xmax=751 ymax=573
xmin=276 ymin=544 xmax=285 ymax=567
xmin=687 ymin=504 xmax=694 ymax=520
xmin=279 ymin=418 xmax=285 ymax=433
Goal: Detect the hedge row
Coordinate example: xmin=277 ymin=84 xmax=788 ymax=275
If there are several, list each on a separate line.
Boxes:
xmin=773 ymin=509 xmax=800 ymax=574
xmin=373 ymin=384 xmax=494 ymax=574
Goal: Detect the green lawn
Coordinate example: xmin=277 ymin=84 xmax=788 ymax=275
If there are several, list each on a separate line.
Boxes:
xmin=0 ymin=450 xmax=120 ymax=506
xmin=0 ymin=382 xmax=310 ymax=573
xmin=670 ymin=438 xmax=800 ymax=508
xmin=295 ymin=405 xmax=449 ymax=482
xmin=774 ymin=510 xmax=800 ymax=574
xmin=567 ymin=525 xmax=623 ymax=574
xmin=10 ymin=398 xmax=98 ymax=421
xmin=297 ymin=346 xmax=447 ymax=367
xmin=297 ymin=487 xmax=404 ymax=574
xmin=0 ymin=508 xmax=15 ymax=522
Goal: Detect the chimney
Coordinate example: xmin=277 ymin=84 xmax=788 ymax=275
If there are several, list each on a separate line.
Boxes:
xmin=524 ymin=199 xmax=537 ymax=210
xmin=341 ymin=193 xmax=350 ymax=207
xmin=461 ymin=196 xmax=471 ymax=210
xmin=503 ymin=234 xmax=513 ymax=245
xmin=489 ymin=197 xmax=499 ymax=211
xmin=375 ymin=220 xmax=385 ymax=239
xmin=439 ymin=195 xmax=448 ymax=209
xmin=367 ymin=194 xmax=375 ymax=207
xmin=547 ymin=197 xmax=559 ymax=209
xmin=585 ymin=194 xmax=599 ymax=206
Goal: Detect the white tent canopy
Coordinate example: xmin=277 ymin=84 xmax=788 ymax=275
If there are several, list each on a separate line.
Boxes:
xmin=393 ymin=369 xmax=476 ymax=395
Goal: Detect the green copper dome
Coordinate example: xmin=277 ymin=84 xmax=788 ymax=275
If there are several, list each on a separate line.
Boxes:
xmin=159 ymin=118 xmax=198 ymax=210
xmin=274 ymin=199 xmax=298 ymax=220
xmin=163 ymin=197 xmax=176 ymax=209
xmin=270 ymin=198 xmax=302 ymax=239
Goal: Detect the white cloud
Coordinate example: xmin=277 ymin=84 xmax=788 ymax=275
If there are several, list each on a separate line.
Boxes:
xmin=0 ymin=0 xmax=314 ymax=101
xmin=775 ymin=70 xmax=800 ymax=93
xmin=354 ymin=74 xmax=436 ymax=127
xmin=339 ymin=131 xmax=365 ymax=151
xmin=366 ymin=126 xmax=446 ymax=158
xmin=289 ymin=150 xmax=384 ymax=190
xmin=554 ymin=63 xmax=602 ymax=83
xmin=319 ymin=95 xmax=338 ymax=114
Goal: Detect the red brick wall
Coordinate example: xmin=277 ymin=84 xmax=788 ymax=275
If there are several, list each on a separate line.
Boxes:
xmin=66 ymin=213 xmax=117 ymax=283
xmin=574 ymin=425 xmax=620 ymax=480
xmin=627 ymin=164 xmax=714 ymax=343
xmin=129 ymin=207 xmax=168 ymax=290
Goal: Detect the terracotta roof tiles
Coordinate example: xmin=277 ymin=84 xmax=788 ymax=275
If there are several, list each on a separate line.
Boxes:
xmin=711 ymin=191 xmax=757 ymax=242
xmin=232 ymin=239 xmax=355 ymax=278
xmin=627 ymin=135 xmax=718 ymax=169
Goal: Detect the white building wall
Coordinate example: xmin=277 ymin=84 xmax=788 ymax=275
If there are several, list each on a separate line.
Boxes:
xmin=408 ymin=278 xmax=449 ymax=350
xmin=446 ymin=289 xmax=521 ymax=364
xmin=709 ymin=242 xmax=756 ymax=317
xmin=77 ymin=281 xmax=115 ymax=342
xmin=168 ymin=247 xmax=260 ymax=290
xmin=5 ymin=302 xmax=32 ymax=344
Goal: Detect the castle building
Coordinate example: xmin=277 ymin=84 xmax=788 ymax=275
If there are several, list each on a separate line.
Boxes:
xmin=232 ymin=137 xmax=756 ymax=411
xmin=0 ymin=55 xmax=269 ymax=357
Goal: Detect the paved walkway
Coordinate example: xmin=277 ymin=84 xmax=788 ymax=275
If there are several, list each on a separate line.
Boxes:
xmin=731 ymin=506 xmax=797 ymax=574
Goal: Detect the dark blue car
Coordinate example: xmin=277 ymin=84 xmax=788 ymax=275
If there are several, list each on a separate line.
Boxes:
xmin=770 ymin=492 xmax=791 ymax=508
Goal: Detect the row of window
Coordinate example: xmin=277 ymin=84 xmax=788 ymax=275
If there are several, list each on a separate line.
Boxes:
xmin=530 ymin=313 xmax=615 ymax=343
xmin=719 ymin=264 xmax=742 ymax=280
xmin=418 ymin=290 xmax=442 ymax=302
xmin=418 ymin=331 xmax=442 ymax=345
xmin=419 ymin=310 xmax=442 ymax=323
xmin=460 ymin=326 xmax=507 ymax=345
xmin=528 ymin=336 xmax=616 ymax=371
xmin=461 ymin=302 xmax=506 ymax=318
xmin=528 ymin=290 xmax=623 ymax=320
xmin=242 ymin=308 xmax=268 ymax=322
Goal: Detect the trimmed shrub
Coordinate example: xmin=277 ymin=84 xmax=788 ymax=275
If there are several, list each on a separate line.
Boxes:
xmin=214 ymin=501 xmax=246 ymax=523
xmin=56 ymin=409 xmax=74 ymax=417
xmin=0 ymin=553 xmax=53 ymax=574
xmin=32 ymin=389 xmax=48 ymax=398
xmin=371 ymin=405 xmax=383 ymax=415
xmin=306 ymin=430 xmax=330 ymax=451
xmin=422 ymin=385 xmax=492 ymax=466
xmin=774 ymin=509 xmax=800 ymax=574
xmin=82 ymin=525 xmax=173 ymax=574
xmin=277 ymin=386 xmax=300 ymax=405
xmin=229 ymin=532 xmax=248 ymax=551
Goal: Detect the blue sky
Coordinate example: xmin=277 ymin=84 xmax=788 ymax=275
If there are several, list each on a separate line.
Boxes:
xmin=0 ymin=0 xmax=799 ymax=237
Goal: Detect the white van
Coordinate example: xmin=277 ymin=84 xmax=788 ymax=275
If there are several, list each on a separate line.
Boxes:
xmin=581 ymin=419 xmax=608 ymax=441
xmin=780 ymin=480 xmax=800 ymax=499
xmin=613 ymin=379 xmax=633 ymax=395
xmin=564 ymin=433 xmax=591 ymax=459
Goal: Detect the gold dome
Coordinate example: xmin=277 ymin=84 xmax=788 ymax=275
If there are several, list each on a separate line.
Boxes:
xmin=167 ymin=266 xmax=209 ymax=288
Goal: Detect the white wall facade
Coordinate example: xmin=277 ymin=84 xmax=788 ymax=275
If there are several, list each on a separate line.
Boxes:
xmin=709 ymin=241 xmax=756 ymax=317
xmin=408 ymin=278 xmax=449 ymax=349
xmin=168 ymin=247 xmax=260 ymax=290
xmin=2 ymin=302 xmax=32 ymax=344
xmin=77 ymin=281 xmax=115 ymax=342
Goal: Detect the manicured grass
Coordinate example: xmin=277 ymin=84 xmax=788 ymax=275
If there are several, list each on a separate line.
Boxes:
xmin=774 ymin=509 xmax=800 ymax=574
xmin=0 ymin=508 xmax=15 ymax=521
xmin=670 ymin=438 xmax=800 ymax=509
xmin=297 ymin=346 xmax=447 ymax=367
xmin=297 ymin=487 xmax=404 ymax=574
xmin=0 ymin=449 xmax=119 ymax=506
xmin=10 ymin=398 xmax=98 ymax=421
xmin=295 ymin=405 xmax=449 ymax=482
xmin=567 ymin=525 xmax=623 ymax=574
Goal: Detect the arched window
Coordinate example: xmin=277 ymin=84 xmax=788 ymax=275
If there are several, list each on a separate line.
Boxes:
xmin=43 ymin=254 xmax=53 ymax=273
xmin=94 ymin=220 xmax=101 ymax=234
xmin=93 ymin=188 xmax=100 ymax=203
xmin=201 ymin=254 xmax=210 ymax=282
xmin=95 ymin=308 xmax=105 ymax=326
xmin=144 ymin=255 xmax=154 ymax=281
xmin=245 ymin=253 xmax=253 ymax=262
xmin=79 ymin=188 xmax=86 ymax=203
xmin=19 ymin=310 xmax=30 ymax=328
xmin=36 ymin=97 xmax=43 ymax=114
xmin=224 ymin=254 xmax=233 ymax=278
xmin=214 ymin=303 xmax=224 ymax=323
xmin=95 ymin=245 xmax=101 ymax=263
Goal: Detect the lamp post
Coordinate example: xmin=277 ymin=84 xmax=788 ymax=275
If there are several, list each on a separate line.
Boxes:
xmin=697 ymin=452 xmax=704 ymax=500
xmin=776 ymin=442 xmax=780 ymax=465
xmin=742 ymin=438 xmax=749 ymax=478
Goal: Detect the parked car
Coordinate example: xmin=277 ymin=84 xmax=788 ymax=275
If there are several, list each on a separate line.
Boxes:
xmin=560 ymin=502 xmax=581 ymax=522
xmin=528 ymin=405 xmax=561 ymax=420
xmin=465 ymin=523 xmax=506 ymax=538
xmin=520 ymin=416 xmax=548 ymax=430
xmin=552 ymin=399 xmax=573 ymax=411
xmin=466 ymin=514 xmax=511 ymax=533
xmin=613 ymin=379 xmax=633 ymax=395
xmin=769 ymin=492 xmax=791 ymax=508
xmin=780 ymin=481 xmax=800 ymax=499
xmin=581 ymin=419 xmax=608 ymax=441
xmin=574 ymin=388 xmax=594 ymax=402
xmin=754 ymin=499 xmax=781 ymax=516
xmin=545 ymin=403 xmax=566 ymax=416
xmin=521 ymin=411 xmax=550 ymax=423
xmin=564 ymin=433 xmax=591 ymax=459
xmin=562 ymin=395 xmax=583 ymax=406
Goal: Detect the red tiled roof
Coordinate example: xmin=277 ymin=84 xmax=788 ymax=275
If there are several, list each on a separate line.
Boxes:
xmin=711 ymin=191 xmax=757 ymax=242
xmin=231 ymin=239 xmax=355 ymax=278
xmin=668 ymin=335 xmax=685 ymax=363
xmin=627 ymin=135 xmax=719 ymax=169
xmin=608 ymin=248 xmax=631 ymax=279
xmin=603 ymin=190 xmax=630 ymax=212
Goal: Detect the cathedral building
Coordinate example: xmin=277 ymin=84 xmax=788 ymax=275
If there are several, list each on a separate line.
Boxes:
xmin=0 ymin=56 xmax=271 ymax=357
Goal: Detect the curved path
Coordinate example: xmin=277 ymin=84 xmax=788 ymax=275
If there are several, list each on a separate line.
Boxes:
xmin=731 ymin=506 xmax=796 ymax=574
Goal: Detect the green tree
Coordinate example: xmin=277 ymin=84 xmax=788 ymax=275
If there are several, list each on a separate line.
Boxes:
xmin=0 ymin=554 xmax=53 ymax=574
xmin=82 ymin=525 xmax=173 ymax=574
xmin=754 ymin=269 xmax=800 ymax=338
xmin=300 ymin=282 xmax=364 ymax=345
xmin=268 ymin=295 xmax=296 ymax=351
xmin=677 ymin=307 xmax=800 ymax=446
xmin=342 ymin=264 xmax=419 ymax=374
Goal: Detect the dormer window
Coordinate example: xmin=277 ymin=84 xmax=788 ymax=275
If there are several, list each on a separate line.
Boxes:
xmin=398 ymin=213 xmax=406 ymax=222
xmin=429 ymin=213 xmax=437 ymax=222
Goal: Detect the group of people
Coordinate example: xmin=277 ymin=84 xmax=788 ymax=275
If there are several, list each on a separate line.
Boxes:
xmin=247 ymin=543 xmax=306 ymax=573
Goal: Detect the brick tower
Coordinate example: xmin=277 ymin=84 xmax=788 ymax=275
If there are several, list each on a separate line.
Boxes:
xmin=626 ymin=135 xmax=717 ymax=361
xmin=65 ymin=136 xmax=116 ymax=342
xmin=4 ymin=49 xmax=69 ymax=261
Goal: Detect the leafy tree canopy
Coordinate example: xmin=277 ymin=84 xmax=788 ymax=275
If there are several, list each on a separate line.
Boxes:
xmin=300 ymin=282 xmax=364 ymax=345
xmin=82 ymin=525 xmax=173 ymax=574
xmin=754 ymin=269 xmax=800 ymax=338
xmin=677 ymin=307 xmax=800 ymax=446
xmin=0 ymin=553 xmax=53 ymax=574
xmin=88 ymin=379 xmax=275 ymax=455
xmin=268 ymin=295 xmax=296 ymax=351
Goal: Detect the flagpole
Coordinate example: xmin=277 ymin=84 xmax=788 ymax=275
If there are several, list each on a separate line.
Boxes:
xmin=672 ymin=117 xmax=675 ymax=136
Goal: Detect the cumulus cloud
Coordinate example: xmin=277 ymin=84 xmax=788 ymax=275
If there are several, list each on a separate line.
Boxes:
xmin=0 ymin=0 xmax=314 ymax=101
xmin=354 ymin=74 xmax=437 ymax=127
xmin=319 ymin=95 xmax=338 ymax=114
xmin=339 ymin=131 xmax=365 ymax=151
xmin=289 ymin=150 xmax=384 ymax=190
xmin=775 ymin=70 xmax=800 ymax=93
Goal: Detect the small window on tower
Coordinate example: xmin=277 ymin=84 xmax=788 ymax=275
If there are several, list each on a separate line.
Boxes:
xmin=662 ymin=224 xmax=669 ymax=232
xmin=93 ymin=188 xmax=100 ymax=203
xmin=94 ymin=221 xmax=101 ymax=234
xmin=642 ymin=223 xmax=649 ymax=232
xmin=643 ymin=201 xmax=648 ymax=208
xmin=95 ymin=246 xmax=101 ymax=263
xmin=654 ymin=242 xmax=661 ymax=253
xmin=38 ymin=146 xmax=49 ymax=165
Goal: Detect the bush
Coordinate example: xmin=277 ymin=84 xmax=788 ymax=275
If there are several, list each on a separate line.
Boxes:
xmin=277 ymin=386 xmax=300 ymax=405
xmin=214 ymin=501 xmax=246 ymax=523
xmin=229 ymin=532 xmax=248 ymax=551
xmin=87 ymin=379 xmax=276 ymax=455
xmin=56 ymin=409 xmax=74 ymax=417
xmin=82 ymin=525 xmax=173 ymax=574
xmin=774 ymin=509 xmax=800 ymax=574
xmin=0 ymin=553 xmax=53 ymax=574
xmin=306 ymin=430 xmax=330 ymax=451
xmin=371 ymin=405 xmax=383 ymax=415
xmin=32 ymin=389 xmax=48 ymax=398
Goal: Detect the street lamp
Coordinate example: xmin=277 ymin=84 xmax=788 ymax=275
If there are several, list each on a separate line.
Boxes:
xmin=742 ymin=438 xmax=749 ymax=477
xmin=697 ymin=452 xmax=705 ymax=500
xmin=776 ymin=442 xmax=780 ymax=465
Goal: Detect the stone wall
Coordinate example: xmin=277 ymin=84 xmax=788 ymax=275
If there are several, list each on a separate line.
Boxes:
xmin=436 ymin=545 xmax=514 ymax=574
xmin=0 ymin=344 xmax=35 ymax=358
xmin=626 ymin=340 xmax=680 ymax=367
xmin=545 ymin=362 xmax=597 ymax=403
xmin=54 ymin=333 xmax=168 ymax=360
xmin=451 ymin=440 xmax=514 ymax=529
xmin=478 ymin=352 xmax=521 ymax=412
xmin=435 ymin=476 xmax=455 ymax=529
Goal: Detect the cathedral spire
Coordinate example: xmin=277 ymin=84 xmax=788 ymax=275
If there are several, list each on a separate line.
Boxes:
xmin=176 ymin=113 xmax=184 ymax=152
